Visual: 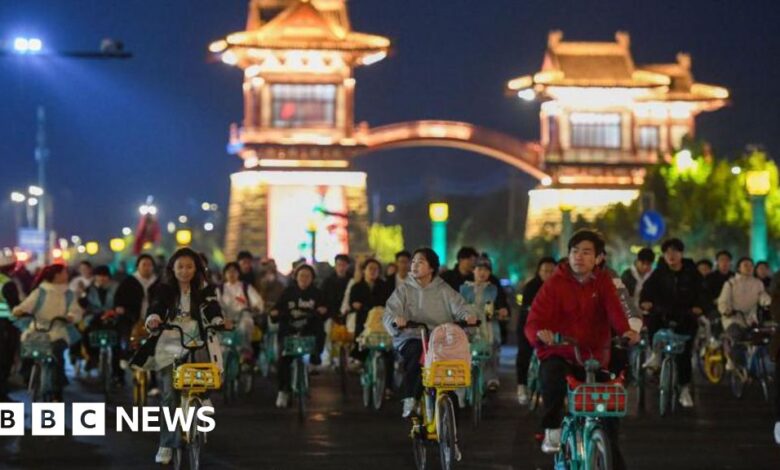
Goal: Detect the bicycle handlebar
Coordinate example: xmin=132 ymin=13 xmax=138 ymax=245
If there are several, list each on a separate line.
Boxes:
xmin=157 ymin=322 xmax=225 ymax=351
xmin=14 ymin=313 xmax=70 ymax=332
xmin=393 ymin=319 xmax=482 ymax=331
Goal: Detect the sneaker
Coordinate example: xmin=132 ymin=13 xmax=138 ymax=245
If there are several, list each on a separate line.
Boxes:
xmin=201 ymin=398 xmax=214 ymax=415
xmin=679 ymin=385 xmax=694 ymax=408
xmin=276 ymin=391 xmax=290 ymax=408
xmin=402 ymin=398 xmax=417 ymax=418
xmin=516 ymin=385 xmax=529 ymax=406
xmin=725 ymin=357 xmax=734 ymax=371
xmin=774 ymin=421 xmax=780 ymax=445
xmin=155 ymin=447 xmax=172 ymax=464
xmin=643 ymin=351 xmax=661 ymax=370
xmin=541 ymin=428 xmax=561 ymax=454
xmin=148 ymin=387 xmax=160 ymax=397
xmin=119 ymin=359 xmax=129 ymax=370
xmin=487 ymin=379 xmax=500 ymax=392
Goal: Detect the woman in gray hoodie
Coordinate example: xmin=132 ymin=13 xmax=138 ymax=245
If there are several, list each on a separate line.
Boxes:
xmin=383 ymin=247 xmax=475 ymax=418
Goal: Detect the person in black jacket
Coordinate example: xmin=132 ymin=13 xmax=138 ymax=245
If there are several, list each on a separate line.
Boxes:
xmin=639 ymin=238 xmax=704 ymax=409
xmin=386 ymin=250 xmax=412 ymax=293
xmin=130 ymin=248 xmax=223 ymax=465
xmin=270 ymin=264 xmax=327 ymax=408
xmin=515 ymin=257 xmax=556 ymax=405
xmin=703 ymin=250 xmax=734 ymax=317
xmin=0 ymin=254 xmax=22 ymax=401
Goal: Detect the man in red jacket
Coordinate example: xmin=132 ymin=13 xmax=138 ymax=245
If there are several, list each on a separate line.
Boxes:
xmin=525 ymin=230 xmax=638 ymax=459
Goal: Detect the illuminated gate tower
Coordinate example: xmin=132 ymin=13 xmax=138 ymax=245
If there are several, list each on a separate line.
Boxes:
xmin=211 ymin=0 xmax=390 ymax=267
xmin=507 ymin=31 xmax=728 ymax=238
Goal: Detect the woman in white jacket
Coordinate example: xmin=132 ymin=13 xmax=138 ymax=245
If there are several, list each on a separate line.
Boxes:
xmin=12 ymin=264 xmax=83 ymax=400
xmin=718 ymin=257 xmax=771 ymax=370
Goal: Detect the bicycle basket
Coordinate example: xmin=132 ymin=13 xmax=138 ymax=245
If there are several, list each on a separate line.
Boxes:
xmin=20 ymin=333 xmax=53 ymax=359
xmin=362 ymin=332 xmax=392 ymax=350
xmin=469 ymin=338 xmax=492 ymax=360
xmin=567 ymin=382 xmax=627 ymax=417
xmin=423 ymin=360 xmax=471 ymax=389
xmin=89 ymin=329 xmax=118 ymax=348
xmin=220 ymin=329 xmax=242 ymax=347
xmin=173 ymin=363 xmax=221 ymax=391
xmin=331 ymin=323 xmax=355 ymax=344
xmin=282 ymin=336 xmax=317 ymax=357
xmin=653 ymin=329 xmax=688 ymax=355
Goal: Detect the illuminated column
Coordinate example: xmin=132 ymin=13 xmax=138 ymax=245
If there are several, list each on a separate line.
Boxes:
xmin=746 ymin=171 xmax=770 ymax=262
xmin=429 ymin=203 xmax=449 ymax=266
xmin=558 ymin=190 xmax=576 ymax=258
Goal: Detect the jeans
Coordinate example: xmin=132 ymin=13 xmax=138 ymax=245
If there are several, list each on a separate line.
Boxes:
xmin=158 ymin=365 xmax=180 ymax=448
xmin=516 ymin=310 xmax=533 ymax=385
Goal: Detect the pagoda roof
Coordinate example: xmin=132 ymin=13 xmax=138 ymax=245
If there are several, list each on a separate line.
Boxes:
xmin=640 ymin=53 xmax=729 ymax=102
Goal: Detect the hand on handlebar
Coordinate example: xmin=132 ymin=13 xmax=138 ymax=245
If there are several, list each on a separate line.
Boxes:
xmin=537 ymin=329 xmax=556 ymax=346
xmin=393 ymin=316 xmax=407 ymax=328
xmin=622 ymin=330 xmax=640 ymax=346
xmin=465 ymin=314 xmax=478 ymax=326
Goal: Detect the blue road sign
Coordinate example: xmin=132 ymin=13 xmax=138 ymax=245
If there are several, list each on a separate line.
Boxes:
xmin=639 ymin=210 xmax=666 ymax=243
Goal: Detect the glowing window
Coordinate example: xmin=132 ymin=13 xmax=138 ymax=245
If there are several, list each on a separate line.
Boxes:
xmin=271 ymin=84 xmax=337 ymax=128
xmin=637 ymin=126 xmax=660 ymax=150
xmin=569 ymin=113 xmax=621 ymax=149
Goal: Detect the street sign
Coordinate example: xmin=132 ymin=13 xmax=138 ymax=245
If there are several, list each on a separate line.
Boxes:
xmin=639 ymin=210 xmax=665 ymax=243
xmin=18 ymin=228 xmax=47 ymax=253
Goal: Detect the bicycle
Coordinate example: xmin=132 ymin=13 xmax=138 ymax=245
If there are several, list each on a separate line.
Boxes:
xmin=256 ymin=318 xmax=278 ymax=378
xmin=553 ymin=335 xmax=630 ymax=470
xmin=398 ymin=320 xmax=478 ymax=470
xmin=87 ymin=315 xmax=119 ymax=398
xmin=282 ymin=333 xmax=317 ymax=423
xmin=465 ymin=334 xmax=491 ymax=427
xmin=652 ymin=324 xmax=690 ymax=417
xmin=628 ymin=328 xmax=649 ymax=411
xmin=694 ymin=316 xmax=725 ymax=385
xmin=220 ymin=327 xmax=252 ymax=404
xmin=159 ymin=322 xmax=224 ymax=470
xmin=15 ymin=314 xmax=71 ymax=402
xmin=330 ymin=313 xmax=355 ymax=398
xmin=526 ymin=352 xmax=542 ymax=411
xmin=359 ymin=331 xmax=393 ymax=410
xmin=129 ymin=319 xmax=150 ymax=407
xmin=727 ymin=322 xmax=776 ymax=401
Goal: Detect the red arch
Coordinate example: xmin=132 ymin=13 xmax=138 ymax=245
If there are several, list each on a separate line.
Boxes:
xmin=356 ymin=120 xmax=548 ymax=181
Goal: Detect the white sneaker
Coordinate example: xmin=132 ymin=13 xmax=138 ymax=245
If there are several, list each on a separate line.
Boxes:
xmin=487 ymin=379 xmax=500 ymax=392
xmin=643 ymin=351 xmax=661 ymax=370
xmin=402 ymin=398 xmax=417 ymax=418
xmin=148 ymin=387 xmax=160 ymax=397
xmin=155 ymin=447 xmax=172 ymax=464
xmin=119 ymin=359 xmax=129 ymax=370
xmin=774 ymin=421 xmax=780 ymax=445
xmin=201 ymin=398 xmax=214 ymax=415
xmin=276 ymin=391 xmax=290 ymax=408
xmin=679 ymin=385 xmax=694 ymax=408
xmin=541 ymin=428 xmax=561 ymax=454
xmin=516 ymin=385 xmax=529 ymax=406
xmin=725 ymin=358 xmax=734 ymax=371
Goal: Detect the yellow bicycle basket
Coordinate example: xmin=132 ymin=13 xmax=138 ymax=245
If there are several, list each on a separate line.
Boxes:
xmin=173 ymin=363 xmax=222 ymax=391
xmin=423 ymin=360 xmax=471 ymax=389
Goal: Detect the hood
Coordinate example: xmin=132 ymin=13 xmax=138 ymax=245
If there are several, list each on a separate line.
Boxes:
xmin=551 ymin=261 xmax=602 ymax=284
xmin=654 ymin=257 xmax=697 ymax=274
xmin=405 ymin=275 xmax=447 ymax=291
xmin=40 ymin=281 xmax=69 ymax=294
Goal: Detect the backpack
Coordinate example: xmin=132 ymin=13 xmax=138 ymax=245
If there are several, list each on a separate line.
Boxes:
xmin=425 ymin=323 xmax=471 ymax=367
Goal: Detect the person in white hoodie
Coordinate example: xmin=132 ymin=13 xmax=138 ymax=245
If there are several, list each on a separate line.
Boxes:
xmin=383 ymin=247 xmax=476 ymax=418
xmin=717 ymin=257 xmax=771 ymax=371
xmin=217 ymin=262 xmax=263 ymax=360
xmin=12 ymin=264 xmax=83 ymax=401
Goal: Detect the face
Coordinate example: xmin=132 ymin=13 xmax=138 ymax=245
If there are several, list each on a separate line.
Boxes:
xmin=636 ymin=260 xmax=653 ymax=275
xmin=396 ymin=256 xmax=411 ymax=276
xmin=225 ymin=266 xmax=240 ymax=283
xmin=79 ymin=263 xmax=92 ymax=278
xmin=663 ymin=248 xmax=683 ymax=268
xmin=174 ymin=256 xmax=197 ymax=284
xmin=94 ymin=274 xmax=110 ymax=287
xmin=459 ymin=256 xmax=477 ymax=274
xmin=335 ymin=259 xmax=349 ymax=277
xmin=238 ymin=258 xmax=252 ymax=274
xmin=364 ymin=262 xmax=380 ymax=282
xmin=411 ymin=253 xmax=434 ymax=280
xmin=568 ymin=241 xmax=601 ymax=276
xmin=738 ymin=260 xmax=754 ymax=276
xmin=716 ymin=254 xmax=732 ymax=273
xmin=52 ymin=269 xmax=68 ymax=285
xmin=697 ymin=263 xmax=712 ymax=277
xmin=474 ymin=266 xmax=491 ymax=283
xmin=385 ymin=264 xmax=397 ymax=277
xmin=756 ymin=263 xmax=771 ymax=279
xmin=137 ymin=258 xmax=155 ymax=278
xmin=538 ymin=262 xmax=556 ymax=282
xmin=296 ymin=268 xmax=313 ymax=290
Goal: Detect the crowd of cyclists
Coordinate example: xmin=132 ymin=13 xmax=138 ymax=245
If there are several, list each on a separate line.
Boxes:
xmin=1 ymin=229 xmax=779 ymax=467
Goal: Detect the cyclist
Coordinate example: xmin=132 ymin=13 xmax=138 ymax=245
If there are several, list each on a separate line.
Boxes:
xmin=132 ymin=247 xmax=224 ymax=465
xmin=516 ymin=257 xmax=556 ymax=405
xmin=387 ymin=250 xmax=412 ymax=293
xmin=703 ymin=250 xmax=735 ymax=320
xmin=696 ymin=259 xmax=714 ymax=279
xmin=217 ymin=262 xmax=264 ymax=360
xmin=525 ymin=229 xmax=637 ymax=462
xmin=639 ymin=238 xmax=704 ymax=408
xmin=620 ymin=247 xmax=655 ymax=312
xmin=69 ymin=260 xmax=94 ymax=295
xmin=12 ymin=264 xmax=83 ymax=402
xmin=769 ymin=272 xmax=780 ymax=444
xmin=754 ymin=261 xmax=772 ymax=291
xmin=1 ymin=253 xmax=23 ymax=401
xmin=717 ymin=257 xmax=770 ymax=371
xmin=270 ymin=264 xmax=327 ymax=408
xmin=383 ymin=247 xmax=477 ymax=418
xmin=321 ymin=254 xmax=352 ymax=366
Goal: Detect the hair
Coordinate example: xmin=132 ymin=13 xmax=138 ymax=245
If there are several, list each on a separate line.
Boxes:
xmin=696 ymin=259 xmax=713 ymax=269
xmin=361 ymin=258 xmax=382 ymax=272
xmin=79 ymin=260 xmax=93 ymax=269
xmin=223 ymin=262 xmax=241 ymax=275
xmin=93 ymin=265 xmax=112 ymax=278
xmin=135 ymin=254 xmax=156 ymax=269
xmin=755 ymin=261 xmax=770 ymax=276
xmin=32 ymin=264 xmax=67 ymax=290
xmin=456 ymin=246 xmax=479 ymax=261
xmin=395 ymin=250 xmax=412 ymax=261
xmin=567 ymin=229 xmax=606 ymax=255
xmin=736 ymin=257 xmax=754 ymax=270
xmin=293 ymin=264 xmax=317 ymax=283
xmin=334 ymin=254 xmax=351 ymax=264
xmin=412 ymin=247 xmax=440 ymax=276
xmin=164 ymin=247 xmax=208 ymax=291
xmin=536 ymin=256 xmax=557 ymax=273
xmin=715 ymin=250 xmax=733 ymax=261
xmin=474 ymin=255 xmax=492 ymax=271
xmin=237 ymin=251 xmax=253 ymax=261
xmin=661 ymin=238 xmax=685 ymax=253
xmin=637 ymin=247 xmax=655 ymax=264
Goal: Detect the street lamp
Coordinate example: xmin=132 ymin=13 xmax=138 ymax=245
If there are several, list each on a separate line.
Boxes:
xmin=110 ymin=238 xmax=126 ymax=253
xmin=746 ymin=170 xmax=771 ymax=262
xmin=10 ymin=192 xmax=26 ymax=203
xmin=176 ymin=229 xmax=192 ymax=246
xmin=429 ymin=203 xmax=449 ymax=266
xmin=28 ymin=185 xmax=43 ymax=197
xmin=85 ymin=241 xmax=99 ymax=256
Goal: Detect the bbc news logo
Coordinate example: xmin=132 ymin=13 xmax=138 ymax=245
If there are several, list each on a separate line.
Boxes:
xmin=0 ymin=403 xmax=216 ymax=436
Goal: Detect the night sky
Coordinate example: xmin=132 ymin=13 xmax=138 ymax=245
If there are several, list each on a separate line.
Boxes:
xmin=1 ymin=0 xmax=777 ymax=248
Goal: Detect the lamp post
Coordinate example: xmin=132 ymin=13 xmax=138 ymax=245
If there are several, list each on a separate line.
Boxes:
xmin=306 ymin=220 xmax=318 ymax=263
xmin=558 ymin=190 xmax=576 ymax=258
xmin=746 ymin=170 xmax=771 ymax=262
xmin=429 ymin=203 xmax=449 ymax=266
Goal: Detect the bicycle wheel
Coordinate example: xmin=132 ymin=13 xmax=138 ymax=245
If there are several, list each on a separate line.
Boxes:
xmin=729 ymin=365 xmax=746 ymax=399
xmin=704 ymin=348 xmax=725 ymax=385
xmin=412 ymin=436 xmax=427 ymax=470
xmin=100 ymin=349 xmax=111 ymax=397
xmin=28 ymin=362 xmax=41 ymax=401
xmin=362 ymin=360 xmax=372 ymax=408
xmin=756 ymin=353 xmax=769 ymax=402
xmin=471 ymin=366 xmax=482 ymax=428
xmin=557 ymin=425 xmax=578 ymax=470
xmin=173 ymin=445 xmax=183 ymax=470
xmin=188 ymin=417 xmax=201 ymax=470
xmin=659 ymin=357 xmax=672 ymax=417
xmin=294 ymin=358 xmax=307 ymax=423
xmin=437 ymin=394 xmax=457 ymax=470
xmin=587 ymin=428 xmax=613 ymax=470
xmin=339 ymin=344 xmax=349 ymax=398
xmin=258 ymin=348 xmax=271 ymax=378
xmin=240 ymin=363 xmax=254 ymax=395
xmin=373 ymin=353 xmax=386 ymax=411
xmin=633 ymin=350 xmax=645 ymax=411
